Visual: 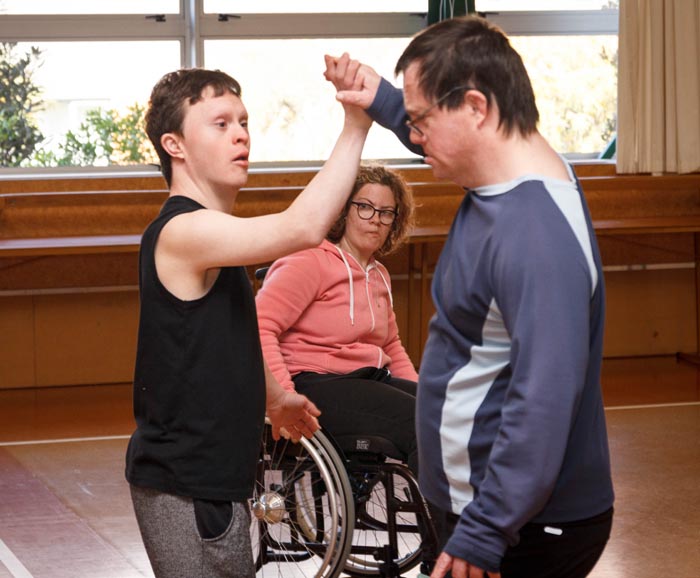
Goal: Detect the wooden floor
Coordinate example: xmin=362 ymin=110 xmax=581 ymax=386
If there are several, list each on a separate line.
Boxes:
xmin=0 ymin=356 xmax=698 ymax=578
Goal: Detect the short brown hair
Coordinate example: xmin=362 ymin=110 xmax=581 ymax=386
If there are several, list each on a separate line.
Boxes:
xmin=145 ymin=68 xmax=242 ymax=187
xmin=396 ymin=15 xmax=539 ymax=138
xmin=327 ymin=164 xmax=415 ymax=257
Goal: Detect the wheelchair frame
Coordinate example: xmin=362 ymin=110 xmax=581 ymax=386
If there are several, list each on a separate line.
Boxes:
xmin=250 ymin=418 xmax=437 ymax=578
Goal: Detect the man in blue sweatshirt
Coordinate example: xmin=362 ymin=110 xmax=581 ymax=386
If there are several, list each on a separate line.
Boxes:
xmin=325 ymin=15 xmax=614 ymax=578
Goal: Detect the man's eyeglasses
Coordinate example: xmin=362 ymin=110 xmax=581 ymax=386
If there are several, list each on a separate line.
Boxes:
xmin=405 ymin=85 xmax=473 ymax=137
xmin=351 ymin=201 xmax=397 ymax=226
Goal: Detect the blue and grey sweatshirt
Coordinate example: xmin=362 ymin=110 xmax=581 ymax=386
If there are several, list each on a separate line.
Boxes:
xmin=368 ymin=79 xmax=614 ymax=572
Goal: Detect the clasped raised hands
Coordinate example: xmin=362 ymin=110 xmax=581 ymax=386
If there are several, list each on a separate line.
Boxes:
xmin=324 ymin=52 xmax=380 ymax=124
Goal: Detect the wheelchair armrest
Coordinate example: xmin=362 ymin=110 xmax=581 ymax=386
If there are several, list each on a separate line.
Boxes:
xmin=255 ymin=266 xmax=270 ymax=281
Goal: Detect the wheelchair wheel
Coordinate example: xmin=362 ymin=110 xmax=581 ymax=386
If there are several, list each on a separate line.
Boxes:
xmin=250 ymin=419 xmax=355 ymax=578
xmin=343 ymin=462 xmax=425 ymax=576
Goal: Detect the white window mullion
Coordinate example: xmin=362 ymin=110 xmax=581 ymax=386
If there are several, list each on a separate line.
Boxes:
xmin=185 ymin=0 xmax=199 ymax=67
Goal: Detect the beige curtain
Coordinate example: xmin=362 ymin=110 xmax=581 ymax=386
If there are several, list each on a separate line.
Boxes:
xmin=617 ymin=0 xmax=700 ymax=174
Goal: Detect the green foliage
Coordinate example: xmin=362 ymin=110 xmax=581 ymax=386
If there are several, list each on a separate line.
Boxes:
xmin=512 ymin=35 xmax=618 ymax=155
xmin=0 ymin=42 xmax=45 ymax=167
xmin=0 ymin=41 xmax=154 ymax=168
xmin=33 ymin=103 xmax=156 ymax=167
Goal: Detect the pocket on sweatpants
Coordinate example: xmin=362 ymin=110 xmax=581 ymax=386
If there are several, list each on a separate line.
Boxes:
xmin=193 ymin=498 xmax=234 ymax=540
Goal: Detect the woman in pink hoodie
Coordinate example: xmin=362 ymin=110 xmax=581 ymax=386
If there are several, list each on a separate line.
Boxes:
xmin=255 ymin=164 xmax=419 ymax=474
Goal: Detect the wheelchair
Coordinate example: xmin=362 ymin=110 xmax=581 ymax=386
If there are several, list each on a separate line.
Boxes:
xmin=250 ymin=266 xmax=437 ymax=577
xmin=250 ymin=418 xmax=438 ymax=578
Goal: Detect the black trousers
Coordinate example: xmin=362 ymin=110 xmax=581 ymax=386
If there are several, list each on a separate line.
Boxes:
xmin=293 ymin=366 xmax=418 ymax=475
xmin=430 ymin=504 xmax=613 ymax=578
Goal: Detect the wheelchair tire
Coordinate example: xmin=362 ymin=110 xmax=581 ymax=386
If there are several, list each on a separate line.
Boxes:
xmin=250 ymin=419 xmax=355 ymax=578
xmin=343 ymin=462 xmax=424 ymax=576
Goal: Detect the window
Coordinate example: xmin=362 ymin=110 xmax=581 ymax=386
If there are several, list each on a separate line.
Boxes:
xmin=0 ymin=1 xmax=619 ymax=169
xmin=0 ymin=0 xmax=424 ymax=169
xmin=205 ymin=38 xmax=415 ymax=163
xmin=477 ymin=1 xmax=619 ymax=157
xmin=11 ymin=41 xmax=180 ymax=167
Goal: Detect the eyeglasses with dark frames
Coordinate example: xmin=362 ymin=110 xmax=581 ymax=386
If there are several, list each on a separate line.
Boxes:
xmin=350 ymin=201 xmax=397 ymax=226
xmin=405 ymin=85 xmax=473 ymax=137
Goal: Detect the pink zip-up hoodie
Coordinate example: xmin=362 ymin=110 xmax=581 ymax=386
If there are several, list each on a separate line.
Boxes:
xmin=256 ymin=239 xmax=418 ymax=392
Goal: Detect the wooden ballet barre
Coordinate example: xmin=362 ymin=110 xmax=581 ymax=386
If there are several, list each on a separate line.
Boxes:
xmin=0 ymin=234 xmax=142 ymax=257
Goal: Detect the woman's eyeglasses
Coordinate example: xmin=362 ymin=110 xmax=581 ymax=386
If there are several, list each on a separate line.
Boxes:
xmin=351 ymin=201 xmax=397 ymax=225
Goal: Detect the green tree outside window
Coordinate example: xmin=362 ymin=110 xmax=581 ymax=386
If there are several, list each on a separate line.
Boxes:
xmin=0 ymin=42 xmax=44 ymax=167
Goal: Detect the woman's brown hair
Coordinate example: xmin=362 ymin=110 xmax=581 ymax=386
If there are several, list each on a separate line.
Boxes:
xmin=327 ymin=164 xmax=415 ymax=257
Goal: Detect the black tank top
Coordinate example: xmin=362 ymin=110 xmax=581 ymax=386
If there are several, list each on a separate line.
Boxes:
xmin=125 ymin=195 xmax=265 ymax=501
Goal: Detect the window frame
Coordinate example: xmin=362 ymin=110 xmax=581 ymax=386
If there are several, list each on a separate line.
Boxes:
xmin=0 ymin=1 xmax=427 ymax=67
xmin=484 ymin=10 xmax=618 ymax=36
xmin=0 ymin=2 xmax=619 ymax=175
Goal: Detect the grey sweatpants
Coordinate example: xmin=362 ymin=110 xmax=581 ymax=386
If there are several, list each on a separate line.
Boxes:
xmin=130 ymin=485 xmax=254 ymax=578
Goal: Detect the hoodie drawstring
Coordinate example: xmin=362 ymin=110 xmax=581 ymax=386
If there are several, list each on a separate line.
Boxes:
xmin=335 ymin=245 xmax=394 ymax=330
xmin=335 ymin=245 xmax=355 ymax=325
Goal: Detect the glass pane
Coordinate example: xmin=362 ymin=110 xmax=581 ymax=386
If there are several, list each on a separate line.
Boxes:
xmin=1 ymin=41 xmax=180 ymax=167
xmin=476 ymin=1 xmax=619 ymax=10
xmin=511 ymin=35 xmax=618 ymax=155
xmin=205 ymin=1 xmax=426 ymax=14
xmin=205 ymin=38 xmax=421 ymax=163
xmin=0 ymin=0 xmax=178 ymax=15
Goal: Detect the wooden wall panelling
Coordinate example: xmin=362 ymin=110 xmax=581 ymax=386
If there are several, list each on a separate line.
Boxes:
xmin=0 ymin=296 xmax=36 ymax=388
xmin=2 ymin=164 xmax=700 ymax=388
xmin=0 ymin=190 xmax=166 ymax=239
xmin=0 ymin=253 xmax=139 ymax=292
xmin=380 ymin=247 xmax=411 ymax=361
xmin=584 ymin=174 xmax=700 ymax=220
xmin=33 ymin=290 xmax=139 ymax=388
xmin=597 ymin=233 xmax=695 ymax=266
xmin=604 ymin=267 xmax=697 ymax=357
xmin=694 ymin=234 xmax=700 ymax=362
xmin=0 ymin=174 xmax=166 ymax=194
xmin=406 ymin=241 xmax=427 ymax=363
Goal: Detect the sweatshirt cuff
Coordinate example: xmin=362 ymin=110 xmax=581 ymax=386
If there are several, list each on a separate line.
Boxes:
xmin=444 ymin=520 xmax=507 ymax=574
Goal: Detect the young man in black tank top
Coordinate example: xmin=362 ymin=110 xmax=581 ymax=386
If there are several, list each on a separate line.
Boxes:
xmin=125 ymin=67 xmax=371 ymax=578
